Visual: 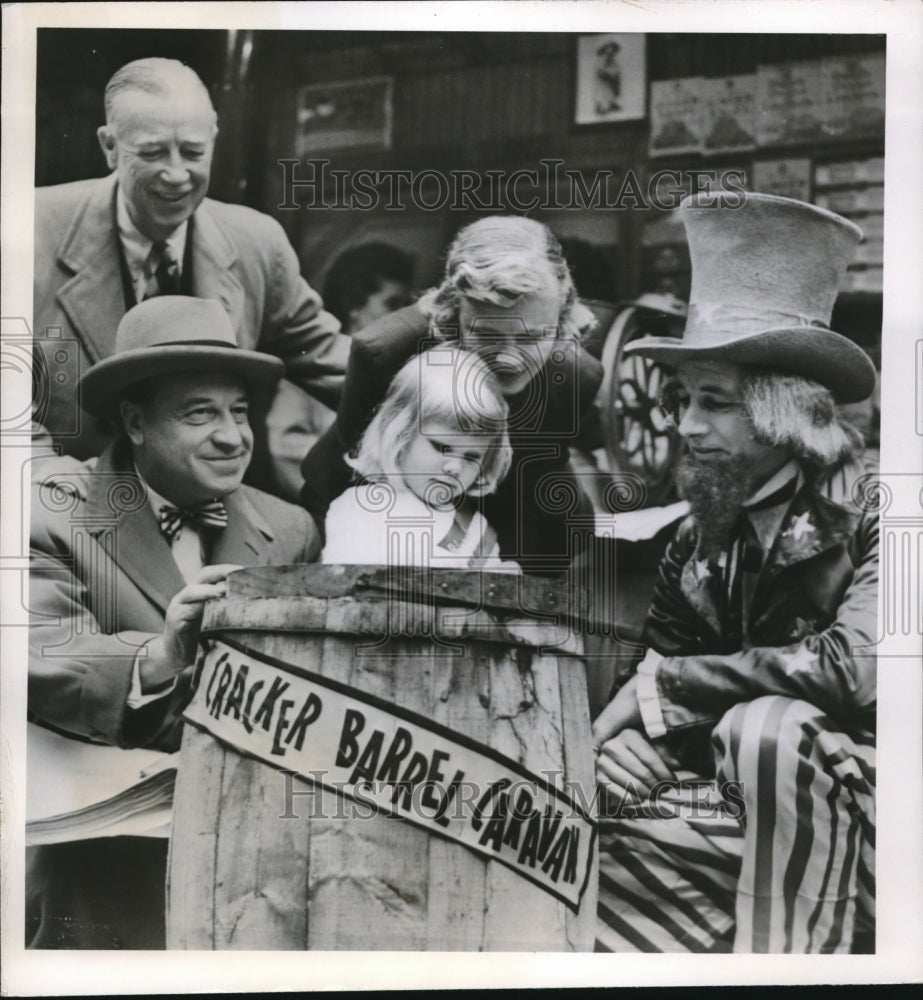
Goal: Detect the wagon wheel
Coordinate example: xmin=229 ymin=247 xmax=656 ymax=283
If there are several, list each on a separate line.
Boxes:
xmin=598 ymin=303 xmax=682 ymax=508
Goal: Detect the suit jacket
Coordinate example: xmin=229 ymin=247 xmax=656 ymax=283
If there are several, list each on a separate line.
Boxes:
xmin=640 ymin=482 xmax=878 ymax=743
xmin=28 ymin=441 xmax=321 ymax=754
xmin=300 ymin=304 xmax=604 ymax=575
xmin=33 ymin=174 xmax=349 ymax=462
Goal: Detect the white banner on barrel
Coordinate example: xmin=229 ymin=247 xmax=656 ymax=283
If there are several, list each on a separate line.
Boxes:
xmin=183 ymin=638 xmax=596 ymax=911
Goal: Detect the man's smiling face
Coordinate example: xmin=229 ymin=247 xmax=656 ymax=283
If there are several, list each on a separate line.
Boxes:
xmin=98 ymin=86 xmax=217 ymax=242
xmin=670 ymin=360 xmax=790 ymax=487
xmin=122 ymin=373 xmax=253 ymax=507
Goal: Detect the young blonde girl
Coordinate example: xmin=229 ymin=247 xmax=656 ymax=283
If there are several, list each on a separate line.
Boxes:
xmin=321 ymin=347 xmax=516 ymax=570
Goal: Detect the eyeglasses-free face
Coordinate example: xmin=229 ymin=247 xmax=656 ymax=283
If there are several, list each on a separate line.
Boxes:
xmin=98 ymin=88 xmax=217 ymax=243
xmin=659 ymin=360 xmax=790 ymax=484
xmin=396 ymin=420 xmax=492 ymax=510
xmin=458 ymin=288 xmax=562 ymax=397
xmin=122 ymin=373 xmax=252 ymax=507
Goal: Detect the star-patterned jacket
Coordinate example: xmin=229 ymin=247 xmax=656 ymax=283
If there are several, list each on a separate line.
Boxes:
xmin=637 ymin=479 xmax=878 ymax=741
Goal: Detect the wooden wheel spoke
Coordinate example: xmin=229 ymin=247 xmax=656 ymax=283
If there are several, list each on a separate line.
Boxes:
xmin=600 ymin=307 xmax=684 ymax=506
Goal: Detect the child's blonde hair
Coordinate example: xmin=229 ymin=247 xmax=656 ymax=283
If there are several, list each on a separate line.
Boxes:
xmin=347 ymin=347 xmax=513 ymax=498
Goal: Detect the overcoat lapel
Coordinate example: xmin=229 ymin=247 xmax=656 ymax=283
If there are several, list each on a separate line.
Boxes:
xmin=764 ymin=491 xmax=858 ymax=576
xmin=53 ymin=174 xmax=126 ymax=364
xmin=679 ymin=556 xmax=725 ymax=638
xmin=85 ymin=448 xmax=275 ymax=613
xmin=53 ymin=180 xmax=248 ymax=362
xmin=86 ymin=447 xmax=185 ymax=616
xmin=676 ymin=485 xmax=861 ymax=643
xmin=211 ymin=489 xmax=274 ymax=566
xmin=188 ymin=202 xmax=247 ymax=338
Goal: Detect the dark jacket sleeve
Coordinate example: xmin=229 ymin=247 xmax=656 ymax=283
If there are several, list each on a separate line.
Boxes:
xmin=643 ymin=514 xmax=878 ymax=732
xmin=241 ymin=209 xmax=350 ymax=412
xmin=486 ymin=343 xmax=604 ymax=575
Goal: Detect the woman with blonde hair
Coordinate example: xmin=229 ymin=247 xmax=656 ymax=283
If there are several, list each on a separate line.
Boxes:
xmin=303 ymin=215 xmax=604 ymax=577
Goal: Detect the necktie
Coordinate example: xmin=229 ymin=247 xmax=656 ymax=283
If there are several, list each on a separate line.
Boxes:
xmin=143 ymin=241 xmax=181 ymax=300
xmin=723 ymin=517 xmax=761 ymax=649
xmin=723 ymin=475 xmax=800 ymax=646
xmin=158 ymin=500 xmax=228 ymax=544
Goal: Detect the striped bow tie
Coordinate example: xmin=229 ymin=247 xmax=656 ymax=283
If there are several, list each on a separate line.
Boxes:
xmin=158 ymin=500 xmax=228 ymax=543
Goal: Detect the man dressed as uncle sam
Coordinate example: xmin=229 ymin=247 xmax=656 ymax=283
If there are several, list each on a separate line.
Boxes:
xmin=27 ymin=297 xmax=321 ymax=949
xmin=592 ymin=191 xmax=878 ymax=953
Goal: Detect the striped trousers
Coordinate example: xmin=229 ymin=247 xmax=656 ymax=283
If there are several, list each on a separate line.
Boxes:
xmin=596 ymin=696 xmax=876 ymax=953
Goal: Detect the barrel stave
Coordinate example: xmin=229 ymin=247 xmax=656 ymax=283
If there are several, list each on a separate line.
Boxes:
xmin=482 ymin=644 xmax=569 ymax=950
xmin=558 ymin=645 xmax=599 ymax=948
xmin=308 ymin=633 xmax=431 ymax=950
xmin=426 ymin=650 xmax=491 ymax=950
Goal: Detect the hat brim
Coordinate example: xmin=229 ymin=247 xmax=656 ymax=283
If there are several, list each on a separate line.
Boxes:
xmin=624 ymin=326 xmax=876 ymax=404
xmin=79 ymin=345 xmax=285 ymax=416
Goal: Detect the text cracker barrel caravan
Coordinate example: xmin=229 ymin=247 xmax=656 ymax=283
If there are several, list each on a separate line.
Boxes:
xmin=167 ymin=564 xmax=599 ymax=951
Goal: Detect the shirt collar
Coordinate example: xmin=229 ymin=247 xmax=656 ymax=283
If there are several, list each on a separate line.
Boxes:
xmin=743 ymin=459 xmax=801 ymax=509
xmin=117 ymin=188 xmax=187 ymax=276
xmin=744 ymin=459 xmax=802 ymax=553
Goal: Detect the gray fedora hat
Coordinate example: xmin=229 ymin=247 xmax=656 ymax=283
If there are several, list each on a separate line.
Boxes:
xmin=79 ymin=296 xmax=284 ymax=415
xmin=625 ymin=191 xmax=877 ymax=403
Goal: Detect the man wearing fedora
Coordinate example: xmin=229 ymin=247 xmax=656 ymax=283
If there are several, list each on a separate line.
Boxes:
xmin=27 ymin=296 xmax=321 ymax=949
xmin=33 ymin=56 xmax=348 ymax=491
xmin=592 ymin=192 xmax=878 ymax=953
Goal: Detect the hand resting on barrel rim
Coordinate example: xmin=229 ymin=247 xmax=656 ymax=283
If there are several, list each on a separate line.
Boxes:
xmin=138 ymin=564 xmax=242 ymax=694
xmin=592 ymin=674 xmax=676 ymax=802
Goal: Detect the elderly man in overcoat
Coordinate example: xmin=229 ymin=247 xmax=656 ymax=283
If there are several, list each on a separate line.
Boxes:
xmin=33 ymin=56 xmax=348 ymax=486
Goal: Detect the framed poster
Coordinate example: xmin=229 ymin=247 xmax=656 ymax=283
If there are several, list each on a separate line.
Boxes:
xmin=296 ymin=76 xmax=393 ymax=155
xmin=755 ymin=59 xmax=826 ymax=148
xmin=703 ymin=74 xmax=757 ymax=154
xmin=574 ymin=33 xmax=646 ymax=125
xmin=751 ymin=158 xmax=812 ymax=201
xmin=821 ymin=52 xmax=886 ymax=142
xmin=648 ymin=76 xmax=705 ymax=156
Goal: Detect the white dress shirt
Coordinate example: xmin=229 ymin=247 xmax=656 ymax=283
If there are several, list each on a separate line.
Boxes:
xmin=126 ymin=472 xmax=206 ymax=707
xmin=143 ymin=477 xmax=207 ymax=584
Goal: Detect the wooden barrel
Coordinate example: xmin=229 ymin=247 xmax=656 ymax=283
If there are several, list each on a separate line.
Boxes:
xmin=167 ymin=564 xmax=598 ymax=951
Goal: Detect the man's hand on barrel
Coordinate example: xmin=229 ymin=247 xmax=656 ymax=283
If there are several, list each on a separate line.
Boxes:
xmin=592 ymin=674 xmax=676 ymax=804
xmin=139 ymin=564 xmax=241 ymax=693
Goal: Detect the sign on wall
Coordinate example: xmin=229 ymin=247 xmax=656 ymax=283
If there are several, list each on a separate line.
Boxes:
xmin=296 ymin=75 xmax=394 ymax=155
xmin=574 ymin=33 xmax=647 ymax=126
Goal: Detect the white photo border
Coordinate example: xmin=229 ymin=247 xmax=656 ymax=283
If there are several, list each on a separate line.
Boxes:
xmin=2 ymin=1 xmax=922 ymax=993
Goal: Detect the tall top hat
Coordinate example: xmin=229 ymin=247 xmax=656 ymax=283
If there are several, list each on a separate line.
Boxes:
xmin=79 ymin=296 xmax=283 ymax=416
xmin=625 ymin=191 xmax=877 ymax=403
